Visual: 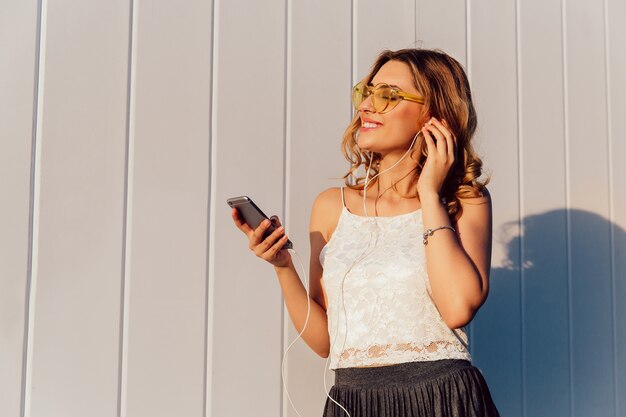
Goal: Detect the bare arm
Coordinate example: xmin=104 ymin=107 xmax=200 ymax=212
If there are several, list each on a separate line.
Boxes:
xmin=418 ymin=117 xmax=493 ymax=328
xmin=230 ymin=188 xmax=341 ymax=357
xmin=273 ymin=259 xmax=330 ymax=357
xmin=420 ymin=191 xmax=492 ymax=329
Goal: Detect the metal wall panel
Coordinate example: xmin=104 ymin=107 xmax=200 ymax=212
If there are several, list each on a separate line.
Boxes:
xmin=25 ymin=1 xmax=131 ymax=416
xmin=209 ymin=0 xmax=287 ymax=415
xmin=122 ymin=1 xmax=213 ymax=416
xmin=517 ymin=2 xmax=571 ymax=417
xmin=0 ymin=2 xmax=40 ymax=416
xmin=468 ymin=1 xmax=522 ymax=416
xmin=566 ymin=1 xmax=614 ymax=416
xmin=607 ymin=1 xmax=626 ymax=415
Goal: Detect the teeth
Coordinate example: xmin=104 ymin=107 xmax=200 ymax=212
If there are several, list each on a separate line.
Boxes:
xmin=363 ymin=122 xmax=378 ymax=128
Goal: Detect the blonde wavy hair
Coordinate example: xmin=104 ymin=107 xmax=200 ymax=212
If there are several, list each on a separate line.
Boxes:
xmin=342 ymin=48 xmax=488 ymax=219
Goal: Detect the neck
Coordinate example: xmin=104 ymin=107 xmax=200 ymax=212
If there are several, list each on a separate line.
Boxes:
xmin=370 ymin=152 xmax=419 ymax=199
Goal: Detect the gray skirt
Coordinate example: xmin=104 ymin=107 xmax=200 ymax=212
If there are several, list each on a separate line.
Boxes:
xmin=323 ymin=359 xmax=500 ymax=417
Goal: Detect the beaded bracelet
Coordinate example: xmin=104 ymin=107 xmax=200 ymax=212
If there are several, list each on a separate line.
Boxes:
xmin=422 ymin=226 xmax=455 ymax=245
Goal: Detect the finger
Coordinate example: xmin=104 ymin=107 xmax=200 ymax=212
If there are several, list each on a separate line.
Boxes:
xmin=429 ymin=117 xmax=452 ymax=139
xmin=265 ymin=234 xmax=290 ymax=259
xmin=446 ymin=132 xmax=455 ymax=163
xmin=270 ymin=215 xmax=282 ymax=227
xmin=424 ymin=123 xmax=447 ymax=157
xmin=438 ymin=118 xmax=456 ymax=161
xmin=232 ymin=208 xmax=253 ymax=235
xmin=421 ymin=126 xmax=437 ymax=157
xmin=250 ymin=218 xmax=272 ymax=246
xmin=255 ymin=225 xmax=285 ymax=256
xmin=427 ymin=119 xmax=453 ymax=162
xmin=430 ymin=118 xmax=454 ymax=142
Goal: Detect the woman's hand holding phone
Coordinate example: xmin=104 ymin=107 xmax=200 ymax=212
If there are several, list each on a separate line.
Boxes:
xmin=231 ymin=209 xmax=292 ymax=268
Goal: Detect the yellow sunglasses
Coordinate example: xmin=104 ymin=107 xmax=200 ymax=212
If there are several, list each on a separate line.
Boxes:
xmin=352 ymin=81 xmax=425 ymax=114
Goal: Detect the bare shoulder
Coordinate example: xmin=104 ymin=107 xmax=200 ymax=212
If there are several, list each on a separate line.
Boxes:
xmin=458 ymin=187 xmax=491 ymax=213
xmin=455 ymin=187 xmax=492 ymax=231
xmin=310 ymin=187 xmax=344 ymax=243
xmin=458 ymin=187 xmax=491 ymax=207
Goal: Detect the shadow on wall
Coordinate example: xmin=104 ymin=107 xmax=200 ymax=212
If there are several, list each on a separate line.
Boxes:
xmin=470 ymin=209 xmax=626 ymax=417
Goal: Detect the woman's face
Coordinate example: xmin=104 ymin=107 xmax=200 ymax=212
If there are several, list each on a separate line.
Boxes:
xmin=356 ymin=60 xmax=428 ymax=156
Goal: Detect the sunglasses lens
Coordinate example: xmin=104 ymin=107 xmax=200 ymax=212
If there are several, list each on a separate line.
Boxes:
xmin=373 ymin=86 xmax=398 ymax=113
xmin=352 ymin=82 xmax=366 ymax=110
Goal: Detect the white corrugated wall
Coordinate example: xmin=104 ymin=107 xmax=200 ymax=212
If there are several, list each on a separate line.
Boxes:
xmin=1 ymin=1 xmax=624 ymax=416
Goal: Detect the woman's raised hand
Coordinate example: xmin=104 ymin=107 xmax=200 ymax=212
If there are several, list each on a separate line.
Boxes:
xmin=416 ymin=117 xmax=457 ymax=198
xmin=231 ymin=209 xmax=292 ymax=268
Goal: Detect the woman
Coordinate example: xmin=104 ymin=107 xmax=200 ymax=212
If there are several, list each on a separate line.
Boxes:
xmin=232 ymin=48 xmax=500 ymax=417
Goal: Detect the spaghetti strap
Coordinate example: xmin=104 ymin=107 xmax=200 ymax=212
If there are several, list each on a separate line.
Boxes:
xmin=340 ymin=186 xmax=346 ymax=208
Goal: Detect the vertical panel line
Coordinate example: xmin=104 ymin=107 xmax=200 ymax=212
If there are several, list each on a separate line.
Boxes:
xmin=281 ymin=0 xmax=291 ymax=415
xmin=205 ymin=0 xmax=219 ymax=414
xmin=465 ymin=0 xmax=474 ymax=354
xmin=602 ymin=0 xmax=618 ymax=415
xmin=513 ymin=0 xmax=525 ymax=415
xmin=465 ymin=0 xmax=471 ymax=79
xmin=22 ymin=1 xmax=46 ymax=415
xmin=413 ymin=0 xmax=417 ymax=46
xmin=117 ymin=0 xmax=136 ymax=416
xmin=560 ymin=0 xmax=574 ymax=415
xmin=351 ymin=0 xmax=356 ymax=90
xmin=204 ymin=0 xmax=217 ymax=415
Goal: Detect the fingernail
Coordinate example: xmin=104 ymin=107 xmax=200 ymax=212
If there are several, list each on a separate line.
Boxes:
xmin=263 ymin=219 xmax=270 ymax=226
xmin=278 ymin=226 xmax=284 ymax=232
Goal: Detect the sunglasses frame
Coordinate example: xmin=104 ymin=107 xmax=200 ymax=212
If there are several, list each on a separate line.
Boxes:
xmin=353 ymin=81 xmax=425 ymax=114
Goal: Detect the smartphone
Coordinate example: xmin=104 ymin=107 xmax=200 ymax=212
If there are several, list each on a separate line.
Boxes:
xmin=227 ymin=196 xmax=293 ymax=250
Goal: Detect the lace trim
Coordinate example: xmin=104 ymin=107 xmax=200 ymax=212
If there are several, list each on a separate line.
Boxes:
xmin=336 ymin=342 xmax=471 ymax=368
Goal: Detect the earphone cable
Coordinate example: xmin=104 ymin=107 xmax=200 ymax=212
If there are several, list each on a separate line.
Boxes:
xmin=280 ymin=249 xmax=311 ymax=417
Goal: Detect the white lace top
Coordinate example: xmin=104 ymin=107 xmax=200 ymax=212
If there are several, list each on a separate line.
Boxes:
xmin=319 ymin=187 xmax=471 ymax=369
